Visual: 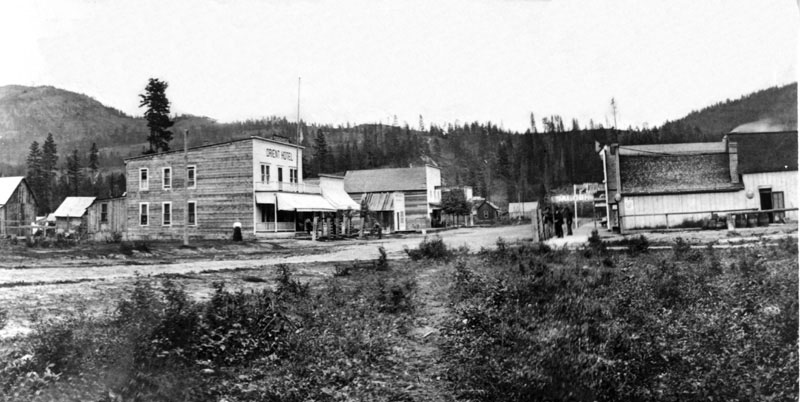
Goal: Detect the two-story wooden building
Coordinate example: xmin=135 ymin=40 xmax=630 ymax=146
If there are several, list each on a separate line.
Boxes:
xmin=124 ymin=136 xmax=334 ymax=240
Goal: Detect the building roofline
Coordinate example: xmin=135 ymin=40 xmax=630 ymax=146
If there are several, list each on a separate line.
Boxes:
xmin=123 ymin=136 xmax=303 ymax=162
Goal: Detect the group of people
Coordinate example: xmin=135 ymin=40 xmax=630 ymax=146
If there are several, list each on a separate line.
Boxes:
xmin=542 ymin=205 xmax=573 ymax=238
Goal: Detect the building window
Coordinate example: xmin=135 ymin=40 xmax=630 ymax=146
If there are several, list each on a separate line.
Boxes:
xmin=162 ymin=202 xmax=172 ymax=226
xmin=278 ymin=167 xmax=284 ymax=182
xmin=162 ymin=167 xmax=172 ymax=190
xmin=261 ymin=164 xmax=270 ymax=183
xmin=139 ymin=168 xmax=149 ymax=191
xmin=139 ymin=203 xmax=149 ymax=226
xmin=290 ymin=168 xmax=297 ymax=183
xmin=483 ymin=210 xmax=489 ymax=219
xmin=188 ymin=201 xmax=196 ymax=226
xmin=100 ymin=203 xmax=108 ymax=223
xmin=187 ymin=165 xmax=196 ymax=189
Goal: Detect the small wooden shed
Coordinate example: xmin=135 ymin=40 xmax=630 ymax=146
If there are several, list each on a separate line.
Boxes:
xmin=87 ymin=196 xmax=127 ymax=241
xmin=53 ymin=197 xmax=96 ymax=236
xmin=474 ymin=200 xmax=502 ymax=224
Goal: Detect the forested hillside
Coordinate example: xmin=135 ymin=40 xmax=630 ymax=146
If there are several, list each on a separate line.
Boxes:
xmin=2 ymin=82 xmax=796 ymax=212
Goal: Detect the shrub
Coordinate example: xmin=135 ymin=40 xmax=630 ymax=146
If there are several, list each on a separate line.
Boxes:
xmin=275 ymin=264 xmax=309 ymax=297
xmin=626 ymin=234 xmax=650 ymax=255
xmin=375 ymin=278 xmax=415 ymax=314
xmin=0 ymin=308 xmax=7 ymax=330
xmin=404 ymin=236 xmax=452 ymax=261
xmin=376 ymin=246 xmax=389 ymax=270
xmin=333 ymin=264 xmax=351 ymax=277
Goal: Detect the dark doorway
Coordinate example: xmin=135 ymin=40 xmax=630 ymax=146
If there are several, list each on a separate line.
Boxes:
xmin=759 ymin=188 xmax=773 ymax=223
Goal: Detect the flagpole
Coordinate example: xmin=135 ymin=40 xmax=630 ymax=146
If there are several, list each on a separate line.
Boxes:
xmin=296 ymin=77 xmax=301 ymax=188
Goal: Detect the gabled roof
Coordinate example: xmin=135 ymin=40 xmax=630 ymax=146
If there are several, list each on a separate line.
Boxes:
xmin=728 ymin=131 xmax=798 ymax=174
xmin=53 ymin=197 xmax=96 ymax=218
xmin=477 ymin=200 xmax=501 ymax=211
xmin=0 ymin=176 xmax=25 ymax=206
xmin=345 ymin=166 xmax=432 ymax=193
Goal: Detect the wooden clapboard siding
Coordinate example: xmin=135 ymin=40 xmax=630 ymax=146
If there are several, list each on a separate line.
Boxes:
xmin=741 ymin=170 xmax=798 ymax=220
xmin=348 ymin=189 xmax=432 ymax=229
xmin=87 ymin=198 xmax=127 ymax=240
xmin=126 ymin=140 xmax=255 ymax=240
xmin=403 ymin=190 xmax=430 ymax=229
xmin=623 ymin=191 xmax=742 ymax=229
xmin=0 ymin=180 xmax=37 ymax=237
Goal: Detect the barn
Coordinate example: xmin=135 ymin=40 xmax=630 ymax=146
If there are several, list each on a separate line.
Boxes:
xmin=0 ymin=176 xmax=37 ymax=237
xmin=124 ymin=136 xmax=335 ymax=240
xmin=344 ymin=165 xmax=441 ymax=232
xmin=599 ymin=130 xmax=797 ymax=231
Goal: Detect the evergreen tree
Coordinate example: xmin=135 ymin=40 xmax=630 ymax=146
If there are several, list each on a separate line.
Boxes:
xmin=313 ymin=130 xmax=330 ymax=174
xmin=26 ymin=141 xmax=44 ymax=213
xmin=139 ymin=78 xmax=174 ymax=153
xmin=88 ymin=142 xmax=99 ymax=173
xmin=67 ymin=149 xmax=82 ymax=196
xmin=41 ymin=133 xmax=58 ymax=211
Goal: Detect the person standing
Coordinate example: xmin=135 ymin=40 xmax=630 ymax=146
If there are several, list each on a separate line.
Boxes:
xmin=564 ymin=206 xmax=573 ymax=236
xmin=554 ymin=207 xmax=564 ymax=238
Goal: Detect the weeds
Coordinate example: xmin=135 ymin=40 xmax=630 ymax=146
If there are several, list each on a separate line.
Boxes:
xmin=405 ymin=236 xmax=453 ymax=261
xmin=275 ymin=264 xmax=309 ymax=297
xmin=377 ymin=246 xmax=389 ymax=270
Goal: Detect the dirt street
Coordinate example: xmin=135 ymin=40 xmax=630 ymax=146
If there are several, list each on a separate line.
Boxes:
xmin=0 ymin=225 xmax=531 ymax=285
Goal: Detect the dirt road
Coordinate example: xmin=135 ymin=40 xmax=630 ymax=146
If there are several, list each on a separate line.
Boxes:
xmin=0 ymin=225 xmax=531 ymax=285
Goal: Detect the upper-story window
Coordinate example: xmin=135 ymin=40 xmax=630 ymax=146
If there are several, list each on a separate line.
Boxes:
xmin=290 ymin=168 xmax=297 ymax=183
xmin=260 ymin=164 xmax=270 ymax=183
xmin=162 ymin=202 xmax=172 ymax=226
xmin=162 ymin=167 xmax=172 ymax=190
xmin=139 ymin=168 xmax=149 ymax=191
xmin=278 ymin=167 xmax=284 ymax=182
xmin=187 ymin=165 xmax=196 ymax=189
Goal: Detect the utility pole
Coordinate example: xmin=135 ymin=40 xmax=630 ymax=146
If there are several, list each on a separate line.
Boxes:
xmin=611 ymin=98 xmax=618 ymax=129
xmin=183 ymin=129 xmax=189 ymax=247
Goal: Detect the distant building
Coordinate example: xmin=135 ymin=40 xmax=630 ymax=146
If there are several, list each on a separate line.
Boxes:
xmin=508 ymin=201 xmax=539 ymax=220
xmin=475 ymin=200 xmax=502 ymax=224
xmin=304 ymin=174 xmax=360 ymax=236
xmin=124 ymin=136 xmax=335 ymax=240
xmin=344 ymin=165 xmax=442 ymax=231
xmin=439 ymin=185 xmax=474 ymax=227
xmin=0 ymin=176 xmax=36 ymax=237
xmin=86 ymin=196 xmax=127 ymax=241
xmin=599 ymin=130 xmax=797 ymax=231
xmin=53 ymin=196 xmax=96 ymax=234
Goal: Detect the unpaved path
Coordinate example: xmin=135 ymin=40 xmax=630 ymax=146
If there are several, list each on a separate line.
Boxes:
xmin=0 ymin=225 xmax=531 ymax=285
xmin=382 ymin=260 xmax=455 ymax=401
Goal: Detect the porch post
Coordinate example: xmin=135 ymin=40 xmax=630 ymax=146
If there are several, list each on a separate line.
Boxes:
xmin=274 ymin=194 xmax=278 ymax=233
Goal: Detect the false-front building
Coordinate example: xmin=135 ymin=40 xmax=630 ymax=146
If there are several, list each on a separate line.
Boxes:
xmin=344 ymin=165 xmax=442 ymax=231
xmin=124 ymin=136 xmax=334 ymax=240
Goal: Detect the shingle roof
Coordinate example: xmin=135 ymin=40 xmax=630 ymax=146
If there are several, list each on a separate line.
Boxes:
xmin=619 ymin=144 xmax=740 ymax=194
xmin=53 ymin=197 xmax=96 ymax=218
xmin=344 ymin=167 xmax=429 ymax=193
xmin=0 ymin=176 xmax=24 ymax=206
xmin=728 ymin=131 xmax=798 ymax=174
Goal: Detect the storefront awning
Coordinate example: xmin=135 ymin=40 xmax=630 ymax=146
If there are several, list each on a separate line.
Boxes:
xmin=255 ymin=192 xmax=276 ymax=204
xmin=321 ymin=186 xmax=360 ymax=210
xmin=276 ymin=192 xmax=336 ymax=212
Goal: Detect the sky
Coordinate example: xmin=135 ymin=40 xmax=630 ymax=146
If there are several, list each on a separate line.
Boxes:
xmin=1 ymin=0 xmax=797 ymax=132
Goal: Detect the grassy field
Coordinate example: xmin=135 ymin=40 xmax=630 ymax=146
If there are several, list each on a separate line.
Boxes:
xmin=0 ymin=235 xmax=797 ymax=401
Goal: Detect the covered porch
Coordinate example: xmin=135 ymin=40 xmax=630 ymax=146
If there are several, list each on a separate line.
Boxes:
xmin=255 ymin=192 xmax=336 ymax=235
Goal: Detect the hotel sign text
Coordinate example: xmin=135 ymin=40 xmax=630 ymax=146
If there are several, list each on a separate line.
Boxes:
xmin=266 ymin=148 xmax=294 ymax=161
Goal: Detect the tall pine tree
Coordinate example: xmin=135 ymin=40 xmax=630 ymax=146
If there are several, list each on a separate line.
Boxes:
xmin=139 ymin=78 xmax=174 ymax=153
xmin=67 ymin=150 xmax=82 ymax=196
xmin=42 ymin=133 xmax=58 ymax=211
xmin=26 ymin=141 xmax=44 ymax=213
